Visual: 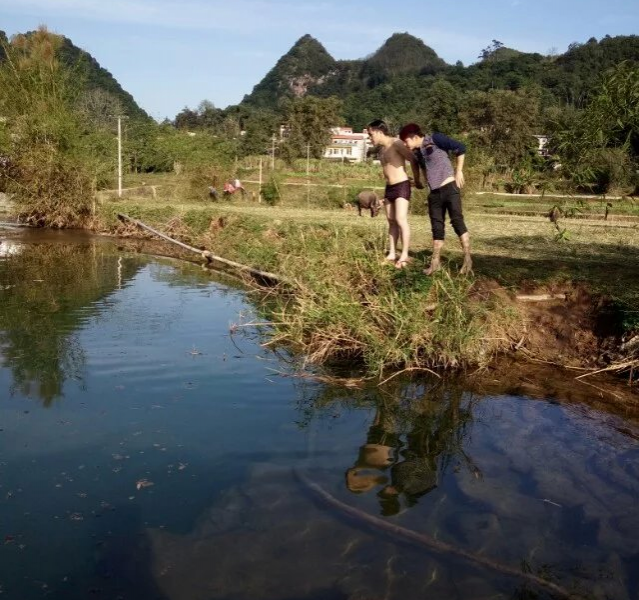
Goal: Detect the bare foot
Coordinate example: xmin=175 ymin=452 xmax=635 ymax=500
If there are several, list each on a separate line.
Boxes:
xmin=423 ymin=260 xmax=440 ymax=276
xmin=395 ymin=258 xmax=411 ymax=269
xmin=460 ymin=256 xmax=473 ymax=275
xmin=384 ymin=254 xmax=397 ymax=262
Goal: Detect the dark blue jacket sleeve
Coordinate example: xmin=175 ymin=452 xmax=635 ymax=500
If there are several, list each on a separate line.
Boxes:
xmin=432 ymin=132 xmax=466 ymax=155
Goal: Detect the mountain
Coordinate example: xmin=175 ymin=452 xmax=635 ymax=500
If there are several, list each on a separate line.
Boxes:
xmin=242 ymin=32 xmax=448 ymax=109
xmin=0 ymin=29 xmax=150 ymax=121
xmin=0 ymin=30 xmax=7 ymax=61
xmin=361 ymin=32 xmax=447 ymax=80
xmin=240 ymin=32 xmax=639 ymax=129
xmin=58 ymin=35 xmax=150 ymax=121
xmin=243 ymin=34 xmax=338 ymax=108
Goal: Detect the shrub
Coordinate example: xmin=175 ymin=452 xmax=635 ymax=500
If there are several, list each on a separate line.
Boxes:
xmin=0 ymin=28 xmax=99 ymax=227
xmin=261 ymin=175 xmax=282 ymax=206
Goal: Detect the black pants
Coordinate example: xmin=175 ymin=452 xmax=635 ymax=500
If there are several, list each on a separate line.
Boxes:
xmin=428 ymin=181 xmax=468 ymax=240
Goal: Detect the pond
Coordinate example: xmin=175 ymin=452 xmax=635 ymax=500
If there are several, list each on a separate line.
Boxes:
xmin=0 ymin=231 xmax=638 ymax=600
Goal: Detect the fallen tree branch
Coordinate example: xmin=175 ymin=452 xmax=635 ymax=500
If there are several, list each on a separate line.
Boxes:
xmin=117 ymin=213 xmax=289 ymax=286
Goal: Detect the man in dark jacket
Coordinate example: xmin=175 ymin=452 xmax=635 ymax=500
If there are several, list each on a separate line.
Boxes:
xmin=399 ymin=123 xmax=472 ymax=275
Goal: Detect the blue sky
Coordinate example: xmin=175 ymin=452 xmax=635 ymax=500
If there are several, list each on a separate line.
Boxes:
xmin=1 ymin=0 xmax=638 ymax=121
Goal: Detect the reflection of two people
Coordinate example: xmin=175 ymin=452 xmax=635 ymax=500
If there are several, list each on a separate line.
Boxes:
xmin=345 ymin=398 xmax=460 ymax=516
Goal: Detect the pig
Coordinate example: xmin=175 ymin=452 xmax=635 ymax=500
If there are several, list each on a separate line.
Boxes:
xmin=355 ymin=190 xmax=382 ymax=217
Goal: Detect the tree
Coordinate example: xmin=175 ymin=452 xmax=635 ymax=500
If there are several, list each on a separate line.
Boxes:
xmin=460 ymin=87 xmax=542 ymax=167
xmin=197 ymin=100 xmax=223 ymax=130
xmin=0 ymin=27 xmax=99 ymax=226
xmin=420 ymin=78 xmax=462 ymax=134
xmin=279 ymin=95 xmax=343 ymax=163
xmin=478 ymin=39 xmax=504 ymax=61
xmin=77 ymin=88 xmax=123 ymax=130
xmin=239 ymin=108 xmax=280 ymax=157
xmin=174 ymin=106 xmax=199 ymax=130
xmin=553 ymin=61 xmax=639 ymax=192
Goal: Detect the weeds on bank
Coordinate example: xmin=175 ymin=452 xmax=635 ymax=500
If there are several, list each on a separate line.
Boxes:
xmin=123 ymin=208 xmax=514 ymax=374
xmin=102 ymin=204 xmax=516 ymax=373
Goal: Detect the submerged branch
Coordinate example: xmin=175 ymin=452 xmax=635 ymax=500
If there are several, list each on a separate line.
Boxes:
xmin=296 ymin=470 xmax=584 ymax=600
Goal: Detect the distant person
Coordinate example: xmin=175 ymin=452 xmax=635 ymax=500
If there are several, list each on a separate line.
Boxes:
xmin=208 ymin=186 xmax=218 ymax=200
xmin=399 ymin=123 xmax=472 ymax=275
xmin=368 ymin=120 xmax=423 ymax=269
xmin=223 ymin=180 xmax=236 ymax=197
xmin=233 ymin=178 xmax=246 ymax=198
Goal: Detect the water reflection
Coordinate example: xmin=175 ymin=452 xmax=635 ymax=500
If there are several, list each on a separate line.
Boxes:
xmin=0 ymin=240 xmax=144 ymax=404
xmin=1 ymin=234 xmax=638 ymax=600
xmin=345 ymin=382 xmax=478 ymax=516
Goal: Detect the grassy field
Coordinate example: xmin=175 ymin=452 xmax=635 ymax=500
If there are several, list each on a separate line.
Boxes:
xmin=98 ymin=171 xmax=639 ymax=376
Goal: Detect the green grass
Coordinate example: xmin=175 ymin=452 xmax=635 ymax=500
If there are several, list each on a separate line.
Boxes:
xmin=96 ymin=172 xmax=639 ymax=374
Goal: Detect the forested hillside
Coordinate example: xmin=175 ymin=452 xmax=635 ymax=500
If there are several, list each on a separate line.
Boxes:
xmin=0 ymin=27 xmax=149 ymax=121
xmin=241 ymin=33 xmax=639 ymax=130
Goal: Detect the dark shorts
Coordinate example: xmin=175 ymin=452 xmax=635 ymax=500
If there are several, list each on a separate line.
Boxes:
xmin=428 ymin=181 xmax=468 ymax=240
xmin=384 ymin=180 xmax=411 ymax=203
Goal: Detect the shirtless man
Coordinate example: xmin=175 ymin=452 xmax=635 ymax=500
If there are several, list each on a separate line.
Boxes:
xmin=367 ymin=120 xmax=423 ymax=269
xmin=399 ymin=123 xmax=472 ymax=275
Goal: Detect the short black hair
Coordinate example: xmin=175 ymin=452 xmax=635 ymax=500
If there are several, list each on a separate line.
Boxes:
xmin=367 ymin=119 xmax=390 ymax=136
xmin=399 ymin=123 xmax=424 ymax=141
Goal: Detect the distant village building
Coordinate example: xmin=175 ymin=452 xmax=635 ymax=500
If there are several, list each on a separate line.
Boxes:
xmin=323 ymin=127 xmax=371 ymax=163
xmin=533 ymin=134 xmax=551 ymax=157
xmin=276 ymin=125 xmax=372 ymax=162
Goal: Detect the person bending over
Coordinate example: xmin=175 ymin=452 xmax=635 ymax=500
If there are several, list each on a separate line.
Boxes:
xmin=368 ymin=120 xmax=423 ymax=269
xmin=399 ymin=123 xmax=472 ymax=275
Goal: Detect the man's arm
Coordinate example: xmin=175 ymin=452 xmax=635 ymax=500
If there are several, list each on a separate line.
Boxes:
xmin=432 ymin=132 xmax=466 ymax=155
xmin=395 ymin=141 xmax=424 ymax=188
xmin=454 ymin=153 xmax=465 ymax=188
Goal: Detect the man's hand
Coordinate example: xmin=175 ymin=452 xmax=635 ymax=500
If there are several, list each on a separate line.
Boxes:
xmin=455 ymin=170 xmax=465 ymax=188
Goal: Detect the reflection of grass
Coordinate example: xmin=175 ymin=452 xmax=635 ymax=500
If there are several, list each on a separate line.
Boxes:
xmin=0 ymin=243 xmax=144 ymax=404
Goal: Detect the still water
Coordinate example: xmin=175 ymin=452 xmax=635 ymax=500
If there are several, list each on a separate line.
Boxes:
xmin=0 ymin=232 xmax=637 ymax=600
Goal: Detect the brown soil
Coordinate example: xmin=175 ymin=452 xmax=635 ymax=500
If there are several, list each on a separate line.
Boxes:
xmin=466 ymin=357 xmax=639 ymax=425
xmin=515 ymin=285 xmax=626 ymax=368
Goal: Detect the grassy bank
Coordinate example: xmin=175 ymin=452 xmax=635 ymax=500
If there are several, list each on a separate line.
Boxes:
xmin=95 ymin=187 xmax=639 ymax=378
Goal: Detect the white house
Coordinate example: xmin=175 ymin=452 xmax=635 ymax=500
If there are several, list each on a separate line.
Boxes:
xmin=533 ymin=134 xmax=551 ymax=157
xmin=323 ymin=127 xmax=371 ymax=163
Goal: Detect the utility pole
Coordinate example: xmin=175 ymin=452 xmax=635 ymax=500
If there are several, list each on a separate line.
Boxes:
xmin=117 ymin=116 xmax=123 ymax=198
xmin=306 ymin=143 xmax=311 ymax=206
xmin=111 ymin=115 xmax=129 ymax=198
xmin=258 ymin=157 xmax=263 ymax=203
xmin=271 ymin=134 xmax=276 ymax=170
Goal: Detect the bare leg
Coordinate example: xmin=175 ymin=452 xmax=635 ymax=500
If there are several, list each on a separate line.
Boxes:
xmin=459 ymin=232 xmax=473 ymax=275
xmin=394 ymin=197 xmax=410 ymax=267
xmin=424 ymin=240 xmax=444 ymax=275
xmin=384 ymin=201 xmax=398 ymax=261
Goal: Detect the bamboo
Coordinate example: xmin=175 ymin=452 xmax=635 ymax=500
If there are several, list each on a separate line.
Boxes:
xmin=116 ymin=213 xmax=288 ymax=285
